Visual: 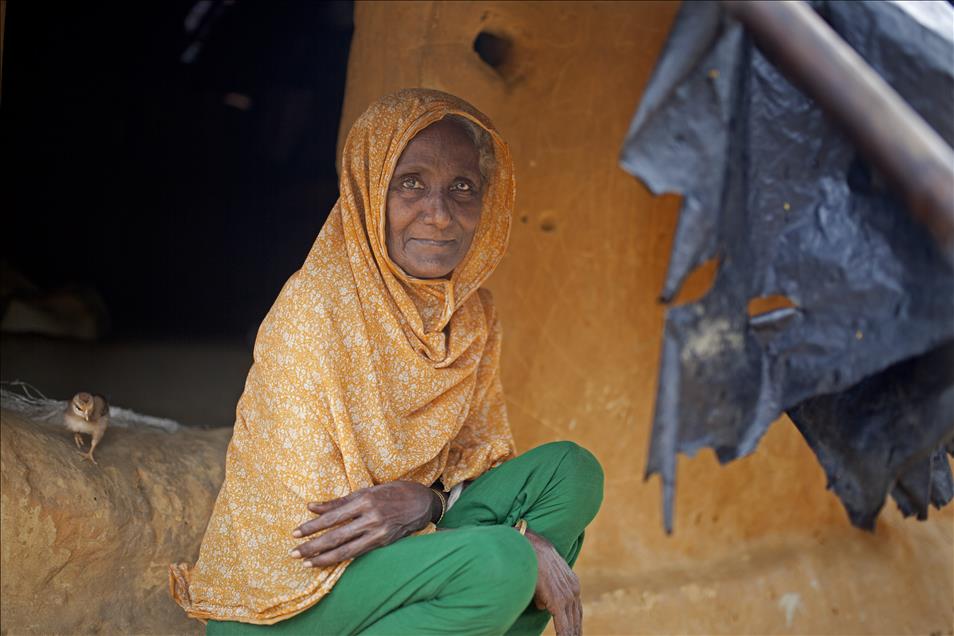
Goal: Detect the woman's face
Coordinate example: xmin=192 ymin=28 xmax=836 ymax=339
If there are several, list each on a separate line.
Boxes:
xmin=386 ymin=119 xmax=484 ymax=279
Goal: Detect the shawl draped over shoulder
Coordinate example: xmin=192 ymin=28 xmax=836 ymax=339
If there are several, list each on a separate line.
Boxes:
xmin=170 ymin=88 xmax=517 ymax=624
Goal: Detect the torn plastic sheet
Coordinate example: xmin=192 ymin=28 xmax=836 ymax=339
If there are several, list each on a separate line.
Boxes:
xmin=620 ymin=0 xmax=954 ymax=531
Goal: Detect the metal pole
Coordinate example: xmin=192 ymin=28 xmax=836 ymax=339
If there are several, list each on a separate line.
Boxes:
xmin=722 ymin=0 xmax=954 ymax=262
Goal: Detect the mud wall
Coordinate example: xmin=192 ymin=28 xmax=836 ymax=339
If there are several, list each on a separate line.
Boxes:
xmin=339 ymin=2 xmax=953 ymax=633
xmin=0 ymin=411 xmax=229 ymax=634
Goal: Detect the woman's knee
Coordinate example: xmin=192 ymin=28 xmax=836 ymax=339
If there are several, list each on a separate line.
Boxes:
xmin=538 ymin=441 xmax=605 ymax=520
xmin=460 ymin=526 xmax=537 ymax=614
xmin=559 ymin=441 xmax=603 ymax=476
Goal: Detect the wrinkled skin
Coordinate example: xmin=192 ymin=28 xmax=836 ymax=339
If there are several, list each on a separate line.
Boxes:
xmin=527 ymin=528 xmax=582 ymax=636
xmin=291 ymin=119 xmax=583 ymax=634
xmin=385 ymin=118 xmax=483 ymax=279
xmin=290 ymin=481 xmax=439 ymax=567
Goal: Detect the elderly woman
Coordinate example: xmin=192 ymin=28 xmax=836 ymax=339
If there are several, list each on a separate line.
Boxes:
xmin=171 ymin=89 xmax=603 ymax=636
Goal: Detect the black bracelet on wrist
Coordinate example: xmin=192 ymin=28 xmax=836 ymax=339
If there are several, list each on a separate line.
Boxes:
xmin=430 ymin=488 xmax=447 ymax=524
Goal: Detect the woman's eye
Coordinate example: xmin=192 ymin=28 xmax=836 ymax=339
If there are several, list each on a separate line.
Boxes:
xmin=401 ymin=177 xmax=422 ymax=189
xmin=452 ymin=181 xmax=473 ymax=192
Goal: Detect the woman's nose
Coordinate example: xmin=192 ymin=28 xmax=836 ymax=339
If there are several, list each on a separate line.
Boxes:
xmin=421 ymin=191 xmax=452 ymax=228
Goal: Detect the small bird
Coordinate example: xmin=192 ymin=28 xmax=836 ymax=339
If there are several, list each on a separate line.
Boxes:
xmin=64 ymin=392 xmax=110 ymax=465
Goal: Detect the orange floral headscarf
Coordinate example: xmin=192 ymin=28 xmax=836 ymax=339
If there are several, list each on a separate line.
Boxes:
xmin=169 ymin=89 xmax=517 ymax=624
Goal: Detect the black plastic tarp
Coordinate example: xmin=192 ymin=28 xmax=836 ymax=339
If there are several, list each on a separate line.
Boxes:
xmin=620 ymin=0 xmax=954 ymax=531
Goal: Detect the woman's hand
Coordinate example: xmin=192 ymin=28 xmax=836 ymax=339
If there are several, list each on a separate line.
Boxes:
xmin=290 ymin=481 xmax=440 ymax=568
xmin=525 ymin=529 xmax=582 ymax=636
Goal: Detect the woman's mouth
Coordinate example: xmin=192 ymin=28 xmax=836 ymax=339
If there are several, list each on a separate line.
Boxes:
xmin=410 ymin=238 xmax=456 ymax=248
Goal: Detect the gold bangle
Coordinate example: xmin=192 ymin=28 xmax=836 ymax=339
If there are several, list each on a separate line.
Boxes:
xmin=431 ymin=488 xmax=447 ymax=524
xmin=514 ymin=518 xmax=528 ymax=536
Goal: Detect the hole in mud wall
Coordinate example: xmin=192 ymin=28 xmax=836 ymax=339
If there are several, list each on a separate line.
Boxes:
xmin=539 ymin=214 xmax=557 ymax=233
xmin=747 ymin=294 xmax=798 ymax=318
xmin=473 ymin=31 xmax=512 ymax=71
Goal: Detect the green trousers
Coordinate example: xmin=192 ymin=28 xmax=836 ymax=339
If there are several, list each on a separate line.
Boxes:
xmin=207 ymin=441 xmax=604 ymax=636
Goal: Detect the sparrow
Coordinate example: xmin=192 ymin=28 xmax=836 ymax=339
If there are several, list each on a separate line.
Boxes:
xmin=64 ymin=392 xmax=110 ymax=465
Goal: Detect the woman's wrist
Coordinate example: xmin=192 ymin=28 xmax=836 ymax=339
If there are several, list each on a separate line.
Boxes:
xmin=429 ymin=487 xmax=447 ymax=524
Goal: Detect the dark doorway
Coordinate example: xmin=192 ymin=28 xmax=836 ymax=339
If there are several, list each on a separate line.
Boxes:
xmin=1 ymin=1 xmax=354 ymax=426
xmin=1 ymin=0 xmax=353 ymax=340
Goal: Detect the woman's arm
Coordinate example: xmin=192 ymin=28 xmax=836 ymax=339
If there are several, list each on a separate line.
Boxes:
xmin=289 ymin=481 xmax=441 ymax=568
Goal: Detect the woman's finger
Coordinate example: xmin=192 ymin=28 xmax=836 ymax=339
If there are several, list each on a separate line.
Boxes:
xmin=291 ymin=522 xmax=362 ymax=558
xmin=304 ymin=514 xmax=378 ymax=555
xmin=293 ymin=498 xmax=363 ymax=538
xmin=571 ymin=596 xmax=583 ymax=636
xmin=306 ymin=489 xmax=362 ymax=514
xmin=561 ymin=601 xmax=581 ymax=636
xmin=305 ymin=534 xmax=376 ymax=568
xmin=554 ymin=566 xmax=581 ymax=635
xmin=552 ymin=604 xmax=573 ymax=636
